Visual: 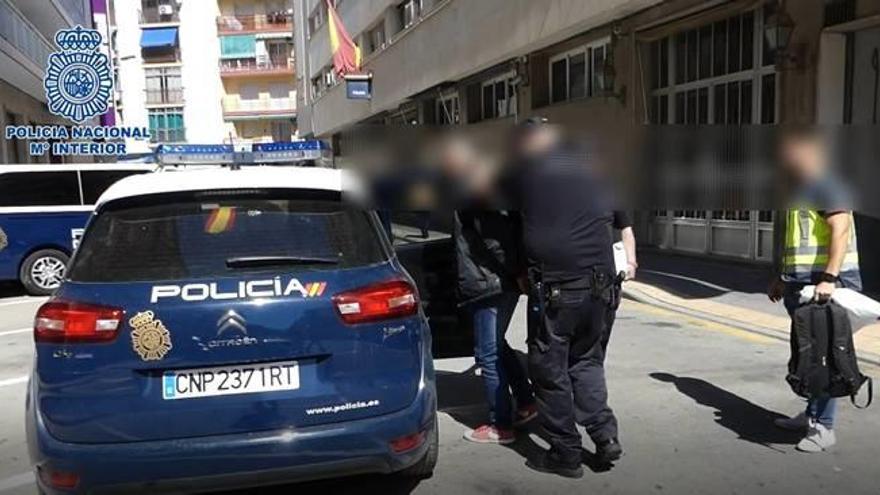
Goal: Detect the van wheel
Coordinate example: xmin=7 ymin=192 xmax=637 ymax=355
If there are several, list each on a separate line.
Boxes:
xmin=399 ymin=417 xmax=438 ymax=479
xmin=20 ymin=249 xmax=69 ymax=296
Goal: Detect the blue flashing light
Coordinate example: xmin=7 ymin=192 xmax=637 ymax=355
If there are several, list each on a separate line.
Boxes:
xmin=252 ymin=141 xmax=328 ymax=153
xmin=157 ymin=144 xmax=235 ymax=155
xmin=155 ymin=141 xmax=331 ymax=166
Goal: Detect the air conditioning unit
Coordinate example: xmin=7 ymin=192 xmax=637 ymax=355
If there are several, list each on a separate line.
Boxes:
xmin=158 ymin=4 xmax=174 ymax=15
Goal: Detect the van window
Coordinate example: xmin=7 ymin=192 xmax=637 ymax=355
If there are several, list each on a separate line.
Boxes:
xmin=0 ymin=171 xmax=80 ymax=207
xmin=68 ymin=193 xmax=387 ymax=282
xmin=80 ymin=170 xmax=149 ymax=205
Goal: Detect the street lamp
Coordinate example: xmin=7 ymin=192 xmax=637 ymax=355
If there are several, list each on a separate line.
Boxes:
xmin=598 ymin=57 xmax=626 ymax=105
xmin=763 ymin=3 xmax=802 ymax=69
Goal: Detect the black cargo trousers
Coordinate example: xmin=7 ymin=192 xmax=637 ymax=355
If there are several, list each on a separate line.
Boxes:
xmin=526 ymin=269 xmax=621 ymax=464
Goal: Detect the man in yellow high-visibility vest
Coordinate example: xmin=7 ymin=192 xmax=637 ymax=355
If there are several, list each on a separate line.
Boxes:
xmin=768 ymin=129 xmax=861 ymax=453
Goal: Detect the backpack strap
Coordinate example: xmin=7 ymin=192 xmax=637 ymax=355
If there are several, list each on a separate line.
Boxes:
xmin=852 ymin=376 xmax=873 ymax=409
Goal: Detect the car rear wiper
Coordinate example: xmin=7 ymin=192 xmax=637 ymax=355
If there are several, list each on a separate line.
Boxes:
xmin=225 ymin=256 xmax=340 ymax=269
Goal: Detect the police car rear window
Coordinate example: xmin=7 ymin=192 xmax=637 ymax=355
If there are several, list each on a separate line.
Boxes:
xmin=68 ymin=196 xmax=387 ymax=282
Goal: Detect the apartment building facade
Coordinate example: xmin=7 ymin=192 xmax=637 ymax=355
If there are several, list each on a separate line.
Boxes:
xmin=111 ymin=0 xmax=296 ymax=152
xmin=0 ymin=0 xmax=93 ymax=163
xmin=293 ymin=0 xmax=880 ymax=292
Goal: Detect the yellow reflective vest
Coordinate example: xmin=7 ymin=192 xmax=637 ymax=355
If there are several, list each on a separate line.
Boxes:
xmin=782 ymin=209 xmax=860 ymax=286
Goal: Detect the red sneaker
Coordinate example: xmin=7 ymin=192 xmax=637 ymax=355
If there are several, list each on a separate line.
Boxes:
xmin=513 ymin=404 xmax=539 ymax=428
xmin=463 ymin=424 xmax=516 ymax=445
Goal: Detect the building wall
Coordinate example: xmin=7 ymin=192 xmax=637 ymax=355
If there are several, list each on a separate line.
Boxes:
xmin=179 ymin=0 xmax=225 ymax=144
xmin=113 ymin=0 xmax=226 ymax=151
xmin=215 ymin=0 xmax=296 ymax=144
xmin=0 ymin=0 xmax=93 ymax=163
xmin=294 ymin=0 xmax=664 ymax=138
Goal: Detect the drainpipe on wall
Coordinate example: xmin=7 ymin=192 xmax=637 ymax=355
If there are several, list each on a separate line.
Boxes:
xmin=91 ymin=0 xmax=116 ymax=127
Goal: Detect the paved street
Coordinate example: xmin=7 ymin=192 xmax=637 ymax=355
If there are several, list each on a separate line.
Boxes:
xmin=0 ymin=293 xmax=878 ymax=494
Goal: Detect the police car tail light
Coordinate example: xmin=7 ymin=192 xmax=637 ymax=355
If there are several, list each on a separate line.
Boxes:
xmin=332 ymin=280 xmax=418 ymax=324
xmin=34 ymin=300 xmax=123 ymax=343
xmin=38 ymin=466 xmax=79 ymax=490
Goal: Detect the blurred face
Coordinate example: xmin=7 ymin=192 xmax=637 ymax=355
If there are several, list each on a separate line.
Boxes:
xmin=438 ymin=137 xmax=493 ymax=196
xmin=517 ymin=125 xmax=560 ymax=157
xmin=780 ymin=135 xmax=826 ymax=182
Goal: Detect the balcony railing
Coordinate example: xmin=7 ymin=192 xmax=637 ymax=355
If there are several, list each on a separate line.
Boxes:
xmin=0 ymin=0 xmax=52 ymax=69
xmin=150 ymin=128 xmax=186 ymax=144
xmin=142 ymin=47 xmax=181 ymax=64
xmin=145 ymin=88 xmax=184 ymax=105
xmin=217 ymin=13 xmax=293 ymax=34
xmin=222 ymin=96 xmax=296 ymax=115
xmin=220 ymin=57 xmax=294 ymax=75
xmin=139 ymin=4 xmax=180 ymax=24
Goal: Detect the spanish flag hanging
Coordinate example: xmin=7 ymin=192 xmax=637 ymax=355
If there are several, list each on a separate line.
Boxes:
xmin=326 ymin=0 xmax=362 ymax=77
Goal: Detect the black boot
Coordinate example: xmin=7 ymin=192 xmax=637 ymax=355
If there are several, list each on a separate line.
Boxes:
xmin=525 ymin=450 xmax=584 ymax=479
xmin=596 ymin=438 xmax=623 ymax=463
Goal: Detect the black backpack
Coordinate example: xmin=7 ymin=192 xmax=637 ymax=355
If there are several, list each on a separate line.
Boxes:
xmin=787 ymin=302 xmax=873 ymax=408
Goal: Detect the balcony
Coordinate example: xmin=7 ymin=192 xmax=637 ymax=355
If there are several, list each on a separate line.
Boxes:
xmin=0 ymin=0 xmax=52 ymax=70
xmin=139 ymin=2 xmax=180 ymax=25
xmin=222 ymin=95 xmax=296 ymax=119
xmin=145 ymin=88 xmax=183 ymax=105
xmin=217 ymin=13 xmax=293 ymax=35
xmin=150 ymin=127 xmax=186 ymax=144
xmin=220 ymin=57 xmax=294 ymax=77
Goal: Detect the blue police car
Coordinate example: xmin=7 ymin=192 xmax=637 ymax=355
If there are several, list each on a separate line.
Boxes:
xmin=26 ymin=167 xmax=438 ymax=493
xmin=0 ymin=165 xmax=152 ymax=295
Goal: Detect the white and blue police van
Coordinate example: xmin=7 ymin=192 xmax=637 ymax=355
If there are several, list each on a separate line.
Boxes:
xmin=0 ymin=164 xmax=154 ymax=295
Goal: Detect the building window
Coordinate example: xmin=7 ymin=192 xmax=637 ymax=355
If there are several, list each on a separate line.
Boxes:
xmin=366 ymin=22 xmax=386 ymax=54
xmin=436 ymin=92 xmax=460 ymax=125
xmin=144 ymin=66 xmax=182 ymax=104
xmin=308 ymin=3 xmax=326 ymax=38
xmin=311 ymin=67 xmax=337 ymax=99
xmin=481 ymin=72 xmax=517 ymax=120
xmin=649 ymin=8 xmax=777 ymax=237
xmin=266 ymin=40 xmax=292 ymax=67
xmin=647 ymin=10 xmax=775 ymax=125
xmin=271 ymin=121 xmax=294 ymax=142
xmin=548 ymin=37 xmax=611 ymax=104
xmin=398 ymin=0 xmax=423 ymax=31
xmin=148 ymin=108 xmax=185 ymax=143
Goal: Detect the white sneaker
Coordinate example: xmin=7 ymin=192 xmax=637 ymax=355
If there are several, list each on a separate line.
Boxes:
xmin=774 ymin=412 xmax=808 ymax=431
xmin=796 ymin=420 xmax=836 ymax=453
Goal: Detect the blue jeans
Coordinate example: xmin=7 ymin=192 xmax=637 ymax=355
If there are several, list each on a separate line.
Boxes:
xmin=783 ymin=283 xmax=837 ymax=428
xmin=472 ymin=293 xmax=535 ymax=428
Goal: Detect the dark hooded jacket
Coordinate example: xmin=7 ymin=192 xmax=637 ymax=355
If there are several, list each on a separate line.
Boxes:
xmin=455 ymin=210 xmax=523 ymax=307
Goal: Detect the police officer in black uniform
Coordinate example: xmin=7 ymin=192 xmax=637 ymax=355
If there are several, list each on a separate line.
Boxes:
xmin=504 ymin=119 xmax=624 ymax=479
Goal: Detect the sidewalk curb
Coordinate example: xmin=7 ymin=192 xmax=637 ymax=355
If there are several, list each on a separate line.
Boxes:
xmin=622 ymin=285 xmax=880 ymax=368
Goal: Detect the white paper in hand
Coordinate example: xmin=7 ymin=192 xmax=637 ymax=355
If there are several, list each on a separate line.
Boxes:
xmin=612 ymin=241 xmax=628 ymax=278
xmin=799 ymin=286 xmax=880 ymax=326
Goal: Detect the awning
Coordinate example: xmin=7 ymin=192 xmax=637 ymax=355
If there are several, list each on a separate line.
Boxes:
xmin=140 ymin=28 xmax=179 ymax=49
xmin=220 ymin=34 xmax=257 ymax=59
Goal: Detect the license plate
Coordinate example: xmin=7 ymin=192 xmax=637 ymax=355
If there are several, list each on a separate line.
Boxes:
xmin=163 ymin=361 xmax=300 ymax=400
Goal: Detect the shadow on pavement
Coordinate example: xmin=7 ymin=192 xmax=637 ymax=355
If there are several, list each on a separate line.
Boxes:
xmin=638 ymin=250 xmax=771 ymax=300
xmin=437 ymin=360 xmax=617 ymax=474
xmin=650 ymin=372 xmax=802 ymax=450
xmin=0 ymin=281 xmax=25 ymax=299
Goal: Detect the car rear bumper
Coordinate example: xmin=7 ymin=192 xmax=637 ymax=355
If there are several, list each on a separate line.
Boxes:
xmin=27 ymin=364 xmax=437 ymax=494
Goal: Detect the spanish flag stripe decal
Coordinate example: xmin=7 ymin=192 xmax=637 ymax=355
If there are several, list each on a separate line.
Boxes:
xmin=205 ymin=207 xmax=236 ymax=234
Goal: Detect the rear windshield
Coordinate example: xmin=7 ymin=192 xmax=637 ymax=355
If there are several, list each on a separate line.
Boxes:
xmin=68 ymin=193 xmax=387 ymax=283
